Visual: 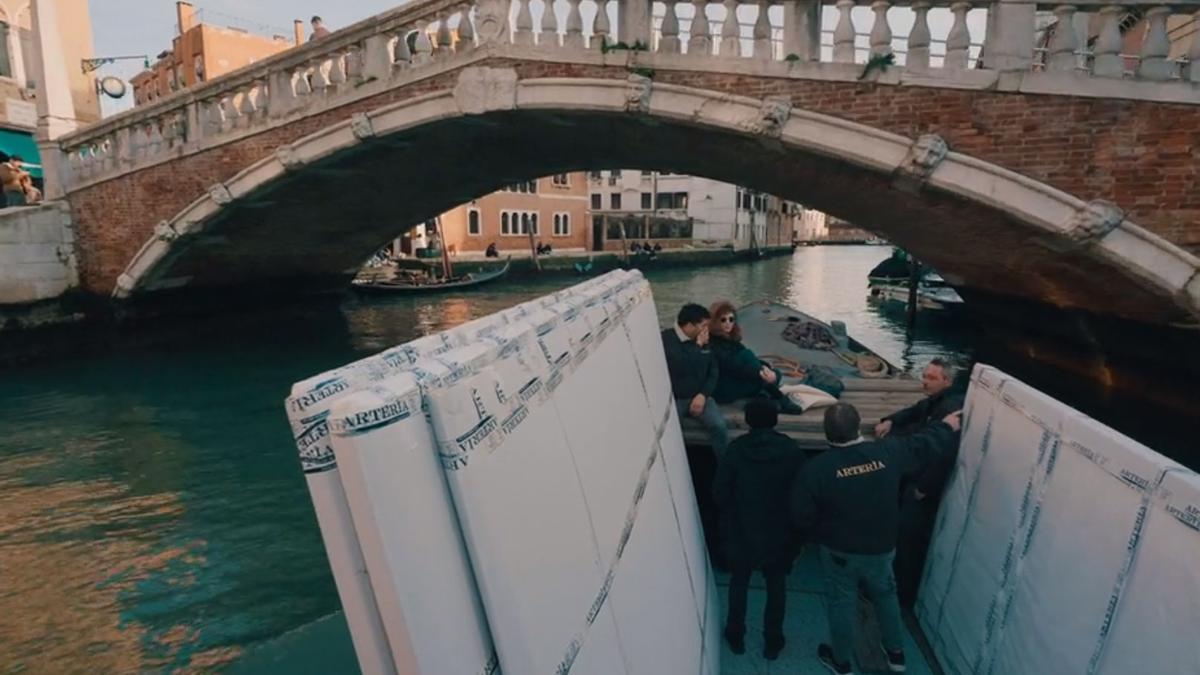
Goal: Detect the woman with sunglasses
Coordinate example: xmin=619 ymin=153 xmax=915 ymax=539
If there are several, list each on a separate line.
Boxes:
xmin=708 ymin=300 xmax=805 ymax=415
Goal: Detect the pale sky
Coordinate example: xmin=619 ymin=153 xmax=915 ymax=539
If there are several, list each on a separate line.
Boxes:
xmin=88 ymin=1 xmax=983 ymax=116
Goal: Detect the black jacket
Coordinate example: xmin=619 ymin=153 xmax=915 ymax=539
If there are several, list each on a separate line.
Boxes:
xmin=714 ymin=429 xmax=807 ymax=571
xmin=661 ymin=328 xmax=718 ymax=400
xmin=790 ymin=422 xmax=957 ymax=555
xmin=884 ymin=389 xmax=965 ymax=496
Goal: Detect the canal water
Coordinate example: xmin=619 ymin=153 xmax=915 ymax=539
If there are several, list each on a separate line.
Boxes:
xmin=0 ymin=246 xmax=1183 ymax=673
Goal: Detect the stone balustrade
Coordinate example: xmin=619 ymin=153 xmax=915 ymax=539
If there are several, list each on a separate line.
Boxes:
xmin=57 ymin=0 xmax=1199 ymax=190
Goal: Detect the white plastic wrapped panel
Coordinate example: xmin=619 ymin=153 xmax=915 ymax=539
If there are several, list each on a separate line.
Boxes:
xmin=987 ymin=415 xmax=1166 ymax=675
xmin=329 ymin=375 xmax=498 ymax=675
xmin=1097 ymin=469 xmax=1200 ymax=675
xmin=922 ymin=370 xmax=1069 ymax=674
xmin=423 ymin=342 xmax=623 ymax=674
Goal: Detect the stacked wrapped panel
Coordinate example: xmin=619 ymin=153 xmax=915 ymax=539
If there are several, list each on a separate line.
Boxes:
xmin=918 ymin=364 xmax=1198 ymax=675
xmin=284 ymin=271 xmax=715 ymax=675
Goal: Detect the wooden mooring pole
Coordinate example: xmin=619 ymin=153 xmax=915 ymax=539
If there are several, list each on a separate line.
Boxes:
xmin=906 ymin=254 xmax=920 ymax=330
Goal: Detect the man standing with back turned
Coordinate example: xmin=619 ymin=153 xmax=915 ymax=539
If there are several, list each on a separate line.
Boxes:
xmin=792 ymin=402 xmax=961 ymax=674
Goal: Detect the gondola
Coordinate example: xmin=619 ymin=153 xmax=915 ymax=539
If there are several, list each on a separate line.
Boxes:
xmin=351 ymin=258 xmax=510 ymax=294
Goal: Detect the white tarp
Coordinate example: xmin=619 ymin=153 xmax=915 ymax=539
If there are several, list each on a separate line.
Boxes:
xmin=918 ymin=364 xmax=1199 ymax=675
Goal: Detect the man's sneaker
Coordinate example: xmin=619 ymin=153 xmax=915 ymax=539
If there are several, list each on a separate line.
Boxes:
xmin=723 ymin=628 xmax=745 ymax=655
xmin=880 ymin=643 xmax=906 ymax=672
xmin=763 ymin=636 xmax=785 ymax=660
xmin=817 ymin=644 xmax=854 ymax=674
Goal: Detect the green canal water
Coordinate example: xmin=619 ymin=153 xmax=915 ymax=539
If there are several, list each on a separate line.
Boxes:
xmin=0 ymin=247 xmax=1186 ymax=673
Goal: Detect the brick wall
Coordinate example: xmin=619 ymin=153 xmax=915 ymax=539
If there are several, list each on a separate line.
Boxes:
xmin=65 ymin=57 xmax=1200 ymax=296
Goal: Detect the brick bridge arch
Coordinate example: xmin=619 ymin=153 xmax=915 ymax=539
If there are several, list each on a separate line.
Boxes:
xmin=81 ymin=69 xmax=1199 ymax=327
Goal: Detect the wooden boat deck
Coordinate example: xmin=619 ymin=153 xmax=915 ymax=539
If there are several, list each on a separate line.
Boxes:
xmin=682 ymin=376 xmax=926 ymax=448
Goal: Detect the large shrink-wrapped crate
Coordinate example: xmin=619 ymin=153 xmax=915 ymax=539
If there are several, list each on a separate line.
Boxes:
xmin=1097 ymin=469 xmax=1200 ymax=674
xmin=918 ymin=364 xmax=1199 ymax=675
xmin=328 ymin=372 xmax=498 ymax=675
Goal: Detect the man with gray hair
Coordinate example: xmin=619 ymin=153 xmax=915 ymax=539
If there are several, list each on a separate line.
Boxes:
xmin=792 ymin=402 xmax=960 ymax=674
xmin=875 ymin=357 xmax=965 ymax=608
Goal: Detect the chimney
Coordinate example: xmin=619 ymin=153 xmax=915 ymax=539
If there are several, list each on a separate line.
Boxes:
xmin=293 ymin=19 xmax=304 ymax=46
xmin=176 ymin=2 xmax=196 ymax=34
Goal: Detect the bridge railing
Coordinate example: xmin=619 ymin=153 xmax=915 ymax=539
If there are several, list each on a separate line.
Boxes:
xmin=58 ymin=0 xmax=1199 ymax=192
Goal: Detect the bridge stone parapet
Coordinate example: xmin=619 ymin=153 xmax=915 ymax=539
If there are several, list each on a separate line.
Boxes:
xmin=55 ymin=0 xmax=1199 ymax=192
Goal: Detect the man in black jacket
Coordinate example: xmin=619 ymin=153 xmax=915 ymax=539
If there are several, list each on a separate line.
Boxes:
xmin=792 ymin=402 xmax=961 ymax=675
xmin=875 ymin=358 xmax=965 ymax=608
xmin=661 ymin=303 xmax=729 ymax=456
xmin=713 ymin=399 xmax=806 ymax=660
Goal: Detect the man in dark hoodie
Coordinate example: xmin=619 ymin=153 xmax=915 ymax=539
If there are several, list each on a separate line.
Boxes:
xmin=713 ymin=399 xmax=806 ymax=660
xmin=661 ymin=303 xmax=729 ymax=456
xmin=792 ymin=402 xmax=961 ymax=675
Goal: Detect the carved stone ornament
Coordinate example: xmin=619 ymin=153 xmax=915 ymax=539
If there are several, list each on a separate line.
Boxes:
xmin=625 ymin=74 xmax=652 ymax=113
xmin=154 ymin=220 xmax=179 ymax=242
xmin=275 ymin=145 xmax=303 ymax=170
xmin=350 ymin=113 xmax=375 ymax=139
xmin=453 ymin=67 xmax=519 ymax=115
xmin=899 ymin=134 xmax=948 ymax=182
xmin=208 ymin=183 xmax=233 ymax=205
xmin=473 ymin=0 xmax=508 ymax=45
xmin=1064 ymin=200 xmax=1123 ymax=242
xmin=750 ymin=96 xmax=792 ymax=138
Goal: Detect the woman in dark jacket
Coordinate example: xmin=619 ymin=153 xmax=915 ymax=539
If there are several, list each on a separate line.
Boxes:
xmin=713 ymin=399 xmax=806 ymax=659
xmin=708 ymin=300 xmax=804 ymax=414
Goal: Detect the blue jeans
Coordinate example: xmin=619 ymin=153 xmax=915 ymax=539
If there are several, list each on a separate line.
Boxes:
xmin=820 ymin=546 xmax=906 ymax=666
xmin=676 ymin=397 xmax=730 ymax=457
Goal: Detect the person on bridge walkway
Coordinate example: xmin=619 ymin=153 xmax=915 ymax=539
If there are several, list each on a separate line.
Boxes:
xmin=875 ymin=358 xmax=965 ymax=608
xmin=714 ymin=398 xmax=806 ymax=660
xmin=792 ymin=402 xmax=961 ymax=675
xmin=707 ymin=300 xmax=805 ymax=415
xmin=309 ymin=16 xmax=331 ymax=41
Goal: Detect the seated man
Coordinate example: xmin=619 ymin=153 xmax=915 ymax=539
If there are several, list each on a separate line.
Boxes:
xmin=875 ymin=358 xmax=965 ymax=608
xmin=661 ymin=303 xmax=729 ymax=457
xmin=792 ymin=402 xmax=961 ymax=675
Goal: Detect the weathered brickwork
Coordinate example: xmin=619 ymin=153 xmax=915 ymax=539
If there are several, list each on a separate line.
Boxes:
xmin=66 ymin=58 xmax=1200 ymax=298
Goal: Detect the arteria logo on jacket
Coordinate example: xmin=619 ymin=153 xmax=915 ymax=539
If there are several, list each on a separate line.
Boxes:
xmin=835 ymin=460 xmax=886 ymax=479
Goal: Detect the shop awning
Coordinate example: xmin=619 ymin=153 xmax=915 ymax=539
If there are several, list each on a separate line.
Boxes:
xmin=0 ymin=128 xmax=43 ymax=179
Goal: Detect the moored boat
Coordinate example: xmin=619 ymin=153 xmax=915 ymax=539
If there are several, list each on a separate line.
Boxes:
xmin=351 ymin=258 xmax=510 ymax=294
xmin=680 ymin=300 xmax=926 ymax=449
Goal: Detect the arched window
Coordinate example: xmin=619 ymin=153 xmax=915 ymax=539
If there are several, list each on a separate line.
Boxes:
xmin=468 ymin=209 xmax=481 ymax=235
xmin=501 ymin=212 xmax=510 ymax=235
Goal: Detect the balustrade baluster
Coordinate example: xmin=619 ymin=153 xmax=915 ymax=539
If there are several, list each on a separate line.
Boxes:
xmin=239 ymin=85 xmax=258 ymax=119
xmin=661 ymin=1 xmax=682 ymax=53
xmin=1092 ymin=5 xmax=1123 ymax=78
xmin=222 ymin=94 xmax=241 ymax=130
xmin=593 ymin=0 xmax=611 ymax=48
xmin=1137 ymin=6 xmax=1172 ymax=81
xmin=394 ymin=29 xmax=413 ymax=66
xmin=719 ymin=0 xmax=739 ymax=58
xmin=562 ymin=0 xmax=582 ymax=48
xmin=907 ymin=1 xmax=931 ymax=70
xmin=1047 ymin=5 xmax=1078 ymax=72
xmin=752 ymin=0 xmax=771 ymax=60
xmin=515 ymin=0 xmax=535 ymax=45
xmin=68 ymin=150 xmax=83 ymax=181
xmin=146 ymin=121 xmax=164 ymax=156
xmin=540 ymin=0 xmax=560 ymax=47
xmin=459 ymin=6 xmax=477 ymax=50
xmin=413 ymin=27 xmax=435 ymax=64
xmin=436 ymin=14 xmax=454 ymax=53
xmin=329 ymin=52 xmax=349 ymax=86
xmin=869 ymin=0 xmax=892 ymax=58
xmin=689 ymin=0 xmax=711 ymax=56
xmin=833 ymin=0 xmax=855 ymax=63
xmin=311 ymin=58 xmax=333 ymax=94
xmin=944 ymin=1 xmax=971 ymax=70
xmin=1189 ymin=10 xmax=1200 ymax=83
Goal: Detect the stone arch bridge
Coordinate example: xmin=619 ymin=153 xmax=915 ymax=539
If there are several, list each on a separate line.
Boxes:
xmin=51 ymin=0 xmax=1200 ymax=336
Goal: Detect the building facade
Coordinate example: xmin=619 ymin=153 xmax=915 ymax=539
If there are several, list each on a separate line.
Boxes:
xmin=131 ymin=2 xmax=297 ymax=106
xmin=0 ymin=0 xmax=100 ymax=184
xmin=395 ymin=172 xmax=591 ymax=257
xmin=586 ymin=171 xmax=791 ymax=251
